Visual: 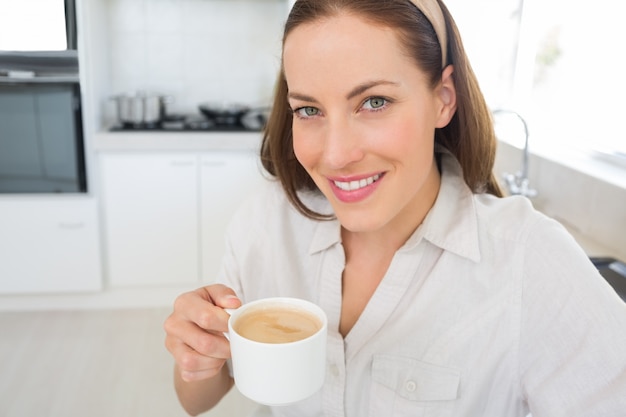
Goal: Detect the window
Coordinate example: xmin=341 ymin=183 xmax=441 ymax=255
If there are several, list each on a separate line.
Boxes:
xmin=0 ymin=0 xmax=67 ymax=51
xmin=448 ymin=0 xmax=626 ymax=165
xmin=518 ymin=0 xmax=626 ymax=160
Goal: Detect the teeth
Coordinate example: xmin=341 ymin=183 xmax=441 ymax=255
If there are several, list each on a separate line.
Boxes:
xmin=334 ymin=174 xmax=380 ymax=191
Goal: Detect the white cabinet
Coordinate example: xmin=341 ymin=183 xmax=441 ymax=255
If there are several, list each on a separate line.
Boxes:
xmin=0 ymin=197 xmax=102 ymax=294
xmin=200 ymin=152 xmax=264 ymax=282
xmin=100 ymin=150 xmax=263 ymax=288
xmin=100 ymin=153 xmax=199 ymax=287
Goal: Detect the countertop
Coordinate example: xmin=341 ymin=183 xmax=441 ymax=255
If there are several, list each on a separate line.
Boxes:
xmin=93 ymin=130 xmax=263 ymax=152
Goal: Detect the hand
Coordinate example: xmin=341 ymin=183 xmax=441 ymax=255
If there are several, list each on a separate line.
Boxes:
xmin=164 ymin=284 xmax=242 ymax=382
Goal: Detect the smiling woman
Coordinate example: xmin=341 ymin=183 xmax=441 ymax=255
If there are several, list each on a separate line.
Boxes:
xmin=284 ymin=13 xmax=452 ymax=236
xmin=263 ymin=0 xmax=503 ymax=221
xmin=163 ymin=1 xmax=626 ymax=416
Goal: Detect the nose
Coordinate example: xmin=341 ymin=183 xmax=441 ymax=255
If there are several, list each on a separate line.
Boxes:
xmin=322 ymin=117 xmax=364 ymax=169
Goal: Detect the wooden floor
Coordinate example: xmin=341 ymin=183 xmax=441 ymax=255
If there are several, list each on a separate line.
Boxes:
xmin=0 ymin=308 xmax=258 ymax=417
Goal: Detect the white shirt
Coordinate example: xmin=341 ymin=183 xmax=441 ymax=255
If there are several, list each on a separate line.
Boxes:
xmin=217 ymin=151 xmax=626 ymax=417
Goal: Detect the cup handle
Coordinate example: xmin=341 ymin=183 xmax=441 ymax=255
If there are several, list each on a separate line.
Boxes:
xmin=222 ymin=308 xmax=237 ymax=341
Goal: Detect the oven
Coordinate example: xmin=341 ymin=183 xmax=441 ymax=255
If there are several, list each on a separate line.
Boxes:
xmin=0 ymin=0 xmax=86 ymax=194
xmin=0 ymin=59 xmax=86 ymax=194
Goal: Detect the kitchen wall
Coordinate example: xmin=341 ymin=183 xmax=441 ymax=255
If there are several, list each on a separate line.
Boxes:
xmin=100 ymin=0 xmax=286 ymax=123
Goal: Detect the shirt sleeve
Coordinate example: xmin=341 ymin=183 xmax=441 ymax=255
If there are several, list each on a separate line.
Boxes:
xmin=519 ymin=216 xmax=626 ymax=416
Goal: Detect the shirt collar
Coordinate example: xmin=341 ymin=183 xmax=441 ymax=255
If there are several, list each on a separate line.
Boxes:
xmin=412 ymin=150 xmax=481 ymax=262
xmin=307 ymin=150 xmax=481 ymax=263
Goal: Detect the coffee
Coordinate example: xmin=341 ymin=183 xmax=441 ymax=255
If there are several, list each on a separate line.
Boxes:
xmin=233 ymin=304 xmax=322 ymax=344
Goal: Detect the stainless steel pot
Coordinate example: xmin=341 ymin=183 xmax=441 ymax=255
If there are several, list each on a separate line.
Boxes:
xmin=111 ymin=92 xmax=171 ymax=127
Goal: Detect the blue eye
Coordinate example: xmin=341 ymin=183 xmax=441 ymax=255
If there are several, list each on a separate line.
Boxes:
xmin=363 ymin=97 xmax=387 ymax=110
xmin=295 ymin=107 xmax=320 ymax=118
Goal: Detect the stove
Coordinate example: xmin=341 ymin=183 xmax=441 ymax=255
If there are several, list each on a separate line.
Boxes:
xmin=590 ymin=257 xmax=626 ymax=301
xmin=109 ymin=114 xmax=265 ymax=133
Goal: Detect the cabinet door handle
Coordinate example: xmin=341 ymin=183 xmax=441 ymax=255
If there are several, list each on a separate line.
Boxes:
xmin=170 ymin=160 xmax=195 ymax=167
xmin=58 ymin=222 xmax=85 ymax=230
xmin=202 ymin=160 xmax=226 ymax=167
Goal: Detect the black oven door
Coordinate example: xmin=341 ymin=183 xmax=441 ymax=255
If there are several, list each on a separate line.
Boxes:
xmin=0 ymin=82 xmax=86 ymax=193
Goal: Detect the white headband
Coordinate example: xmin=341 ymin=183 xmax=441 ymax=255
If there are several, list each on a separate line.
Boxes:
xmin=410 ymin=0 xmax=448 ymax=67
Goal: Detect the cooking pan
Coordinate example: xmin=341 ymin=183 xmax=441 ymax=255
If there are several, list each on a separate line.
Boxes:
xmin=198 ymin=102 xmax=269 ymax=130
xmin=111 ymin=92 xmax=172 ymax=127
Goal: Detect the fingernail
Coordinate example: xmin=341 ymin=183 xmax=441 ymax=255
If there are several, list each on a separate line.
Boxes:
xmin=223 ymin=294 xmax=241 ymax=306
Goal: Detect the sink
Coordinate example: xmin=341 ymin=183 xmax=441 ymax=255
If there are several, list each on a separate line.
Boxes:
xmin=590 ymin=257 xmax=626 ymax=301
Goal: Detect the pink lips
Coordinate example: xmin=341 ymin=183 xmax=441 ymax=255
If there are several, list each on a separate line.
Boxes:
xmin=328 ymin=172 xmax=384 ymax=203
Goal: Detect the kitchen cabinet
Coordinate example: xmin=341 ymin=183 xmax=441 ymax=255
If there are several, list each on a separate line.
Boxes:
xmin=100 ymin=152 xmax=199 ymax=287
xmin=0 ymin=197 xmax=102 ymax=294
xmin=200 ymin=153 xmax=264 ymax=281
xmin=100 ymin=150 xmax=263 ymax=288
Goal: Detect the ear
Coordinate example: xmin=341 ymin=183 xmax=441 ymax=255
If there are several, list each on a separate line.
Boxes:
xmin=435 ymin=65 xmax=457 ymax=128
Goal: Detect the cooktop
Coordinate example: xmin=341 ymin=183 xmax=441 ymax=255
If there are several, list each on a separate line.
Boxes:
xmin=109 ymin=114 xmax=264 ymax=133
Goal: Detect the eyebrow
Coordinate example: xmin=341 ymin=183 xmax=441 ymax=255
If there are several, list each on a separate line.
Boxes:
xmin=346 ymin=80 xmax=398 ymax=100
xmin=287 ymin=80 xmax=399 ymax=103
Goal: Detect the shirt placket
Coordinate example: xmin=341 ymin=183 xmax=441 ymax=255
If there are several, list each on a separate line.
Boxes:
xmin=318 ymin=242 xmax=347 ymax=417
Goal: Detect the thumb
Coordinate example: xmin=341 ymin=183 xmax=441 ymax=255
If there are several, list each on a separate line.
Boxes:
xmin=203 ymin=284 xmax=242 ymax=309
xmin=219 ymin=294 xmax=242 ymax=310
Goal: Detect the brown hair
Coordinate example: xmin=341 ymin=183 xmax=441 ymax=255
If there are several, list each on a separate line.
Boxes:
xmin=260 ymin=0 xmax=503 ymax=219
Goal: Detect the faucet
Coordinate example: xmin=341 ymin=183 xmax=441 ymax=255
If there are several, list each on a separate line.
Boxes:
xmin=493 ymin=109 xmax=537 ymax=198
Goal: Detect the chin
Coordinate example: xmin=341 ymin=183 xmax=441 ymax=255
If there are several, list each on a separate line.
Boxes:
xmin=334 ymin=210 xmax=386 ymax=234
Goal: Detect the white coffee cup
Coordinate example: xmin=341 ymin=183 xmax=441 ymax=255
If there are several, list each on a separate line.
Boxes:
xmin=226 ymin=297 xmax=328 ymax=406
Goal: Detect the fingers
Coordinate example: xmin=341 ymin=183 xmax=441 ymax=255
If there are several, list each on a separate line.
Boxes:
xmin=175 ymin=295 xmax=229 ymax=333
xmin=198 ymin=284 xmax=242 ymax=310
xmin=165 ymin=314 xmax=231 ymax=358
xmin=171 ymin=342 xmax=226 ymax=382
xmin=178 ymin=285 xmax=241 ymax=333
xmin=163 ymin=284 xmax=242 ymax=382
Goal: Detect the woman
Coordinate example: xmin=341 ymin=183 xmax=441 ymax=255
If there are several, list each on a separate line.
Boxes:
xmin=164 ymin=1 xmax=626 ymax=416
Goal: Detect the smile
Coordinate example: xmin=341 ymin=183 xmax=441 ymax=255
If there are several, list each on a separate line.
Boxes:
xmin=333 ymin=174 xmax=381 ymax=191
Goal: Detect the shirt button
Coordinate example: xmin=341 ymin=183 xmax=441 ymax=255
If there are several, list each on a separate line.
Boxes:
xmin=405 ymin=380 xmax=417 ymax=392
xmin=329 ymin=364 xmax=340 ymax=378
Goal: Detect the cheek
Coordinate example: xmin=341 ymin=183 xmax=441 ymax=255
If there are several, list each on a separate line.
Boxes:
xmin=401 ymin=107 xmax=436 ymax=146
xmin=292 ymin=128 xmax=319 ymax=171
xmin=370 ymin=117 xmax=428 ymax=156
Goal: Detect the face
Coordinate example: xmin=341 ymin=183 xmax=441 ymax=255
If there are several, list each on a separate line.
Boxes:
xmin=283 ymin=13 xmax=456 ymax=239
